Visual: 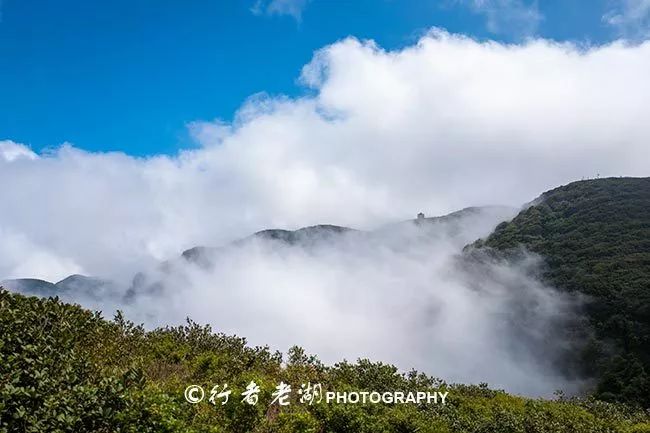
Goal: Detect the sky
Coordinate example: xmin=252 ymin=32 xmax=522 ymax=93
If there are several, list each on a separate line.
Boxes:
xmin=1 ymin=0 xmax=647 ymax=155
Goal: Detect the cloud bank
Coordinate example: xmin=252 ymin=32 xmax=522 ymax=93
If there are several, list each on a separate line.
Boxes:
xmin=2 ymin=31 xmax=649 ymax=282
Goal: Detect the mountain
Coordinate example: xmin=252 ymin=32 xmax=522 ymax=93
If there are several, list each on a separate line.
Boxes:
xmin=3 ymin=206 xmax=516 ymax=301
xmin=473 ymin=177 xmax=650 ymax=406
xmin=182 ymin=206 xmax=517 ymax=267
xmin=1 ymin=274 xmax=117 ymax=303
xmin=0 ymin=278 xmax=60 ymax=297
xmin=181 ymin=224 xmax=358 ymax=266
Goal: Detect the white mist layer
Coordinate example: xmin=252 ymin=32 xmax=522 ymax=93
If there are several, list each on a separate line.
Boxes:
xmin=78 ymin=206 xmax=583 ymax=398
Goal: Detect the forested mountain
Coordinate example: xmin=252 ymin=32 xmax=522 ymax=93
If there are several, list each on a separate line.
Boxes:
xmin=474 ymin=177 xmax=650 ymax=407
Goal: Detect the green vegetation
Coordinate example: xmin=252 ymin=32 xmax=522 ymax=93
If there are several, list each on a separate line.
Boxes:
xmin=475 ymin=177 xmax=650 ymax=407
xmin=2 ymin=289 xmax=649 ymax=432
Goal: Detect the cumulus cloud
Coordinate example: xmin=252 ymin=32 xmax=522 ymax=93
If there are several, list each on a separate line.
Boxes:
xmin=251 ymin=0 xmax=310 ymax=22
xmin=603 ymin=0 xmax=650 ymax=40
xmin=1 ymin=31 xmax=649 ymax=282
xmin=457 ymin=0 xmax=543 ymax=37
xmin=0 ymin=140 xmax=37 ymax=162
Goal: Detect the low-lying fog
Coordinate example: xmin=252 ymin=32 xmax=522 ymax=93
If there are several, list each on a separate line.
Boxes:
xmin=6 ymin=206 xmax=586 ymax=397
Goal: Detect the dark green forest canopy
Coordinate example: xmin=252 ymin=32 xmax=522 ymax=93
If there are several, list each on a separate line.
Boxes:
xmin=1 ymin=289 xmax=649 ymax=433
xmin=474 ymin=177 xmax=650 ymax=407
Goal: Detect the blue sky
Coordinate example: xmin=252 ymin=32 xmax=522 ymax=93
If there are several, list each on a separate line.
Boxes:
xmin=0 ymin=0 xmax=643 ymax=155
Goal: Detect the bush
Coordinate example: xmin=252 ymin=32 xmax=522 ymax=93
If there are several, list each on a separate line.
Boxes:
xmin=1 ymin=288 xmax=648 ymax=432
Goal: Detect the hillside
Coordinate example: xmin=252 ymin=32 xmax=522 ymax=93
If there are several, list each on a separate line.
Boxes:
xmin=475 ymin=177 xmax=650 ymax=407
xmin=1 ymin=275 xmax=117 ymax=303
xmin=1 ymin=288 xmax=649 ymax=433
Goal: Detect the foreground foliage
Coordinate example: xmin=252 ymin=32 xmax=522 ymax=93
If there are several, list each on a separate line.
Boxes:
xmin=1 ymin=289 xmax=649 ymax=432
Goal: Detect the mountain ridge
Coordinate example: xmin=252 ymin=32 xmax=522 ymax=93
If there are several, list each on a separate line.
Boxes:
xmin=473 ymin=177 xmax=650 ymax=406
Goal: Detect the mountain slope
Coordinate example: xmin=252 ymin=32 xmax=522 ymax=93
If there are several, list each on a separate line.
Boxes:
xmin=0 ymin=278 xmax=60 ymax=297
xmin=1 ymin=274 xmax=118 ymax=302
xmin=475 ymin=177 xmax=650 ymax=406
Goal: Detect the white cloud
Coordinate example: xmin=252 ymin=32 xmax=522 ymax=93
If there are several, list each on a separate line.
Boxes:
xmin=1 ymin=32 xmax=649 ymax=282
xmin=0 ymin=140 xmax=38 ymax=162
xmin=603 ymin=0 xmax=650 ymax=40
xmin=459 ymin=0 xmax=543 ymax=37
xmin=251 ymin=0 xmax=310 ymax=22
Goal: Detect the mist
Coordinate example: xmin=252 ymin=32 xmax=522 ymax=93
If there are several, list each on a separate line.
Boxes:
xmin=10 ymin=205 xmax=584 ymax=398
